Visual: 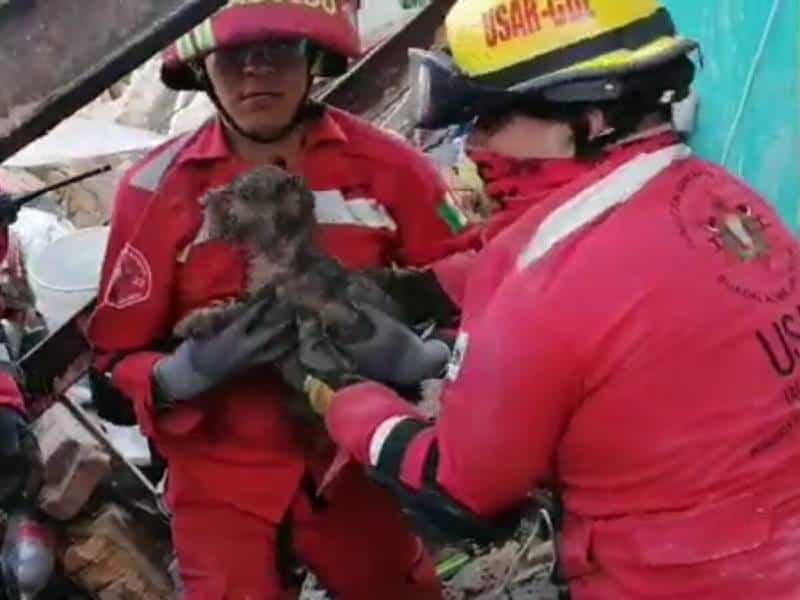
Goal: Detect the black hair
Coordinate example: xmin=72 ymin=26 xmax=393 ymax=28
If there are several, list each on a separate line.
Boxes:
xmin=512 ymin=55 xmax=696 ymax=159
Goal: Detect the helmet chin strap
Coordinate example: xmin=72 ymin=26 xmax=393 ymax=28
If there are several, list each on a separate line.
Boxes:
xmin=201 ymin=65 xmax=315 ymax=146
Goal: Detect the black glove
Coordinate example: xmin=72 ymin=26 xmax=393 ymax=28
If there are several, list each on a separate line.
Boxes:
xmin=153 ymin=295 xmax=297 ymax=406
xmin=362 ymin=268 xmax=460 ymax=327
xmin=277 ymin=316 xmax=362 ymax=417
xmin=277 ymin=304 xmax=450 ymax=417
xmin=0 ymin=406 xmax=41 ymax=509
xmin=335 ymin=304 xmax=450 ymax=387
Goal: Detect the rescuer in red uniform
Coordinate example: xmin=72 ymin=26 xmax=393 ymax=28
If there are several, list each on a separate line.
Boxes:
xmin=87 ymin=2 xmax=457 ymax=597
xmin=293 ymin=1 xmax=800 ymax=598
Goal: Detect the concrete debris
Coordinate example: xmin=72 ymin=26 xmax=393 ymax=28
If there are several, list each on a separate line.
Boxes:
xmin=449 ymin=544 xmax=522 ymax=594
xmin=168 ymin=91 xmax=215 ymax=136
xmin=296 ymin=538 xmax=558 ymax=600
xmin=443 ymin=540 xmax=558 ymax=600
xmin=68 ymin=57 xmax=212 ymax=140
xmin=473 ymin=580 xmax=560 ymax=600
xmin=2 ymin=59 xmax=168 ymax=228
xmin=62 ymin=504 xmax=175 ymax=600
xmin=3 ymin=116 xmax=164 ymax=169
xmin=33 ymin=403 xmax=112 ymax=521
xmin=0 ymin=166 xmax=47 ymax=196
xmin=105 ymin=58 xmax=180 ymax=134
xmin=359 ymin=1 xmax=427 ymax=50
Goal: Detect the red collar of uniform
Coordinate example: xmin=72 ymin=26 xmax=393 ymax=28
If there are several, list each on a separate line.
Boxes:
xmin=177 ymin=107 xmax=349 ymax=165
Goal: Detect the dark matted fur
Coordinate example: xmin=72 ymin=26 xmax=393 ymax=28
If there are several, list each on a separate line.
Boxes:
xmin=174 ymin=165 xmax=396 ymax=343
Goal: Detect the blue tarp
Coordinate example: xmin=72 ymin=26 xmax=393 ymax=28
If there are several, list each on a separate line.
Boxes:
xmin=664 ymin=0 xmax=799 ymax=228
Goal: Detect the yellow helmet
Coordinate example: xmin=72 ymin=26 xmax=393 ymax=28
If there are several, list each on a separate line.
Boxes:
xmin=411 ymin=0 xmax=698 ymax=128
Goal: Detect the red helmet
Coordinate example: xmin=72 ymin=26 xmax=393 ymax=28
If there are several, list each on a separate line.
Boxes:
xmin=161 ymin=0 xmax=361 ymax=90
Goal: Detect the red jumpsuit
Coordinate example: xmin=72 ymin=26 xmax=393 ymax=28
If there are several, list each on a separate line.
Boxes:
xmin=88 ymin=109 xmax=455 ymax=599
xmin=327 ymin=134 xmax=800 ymax=599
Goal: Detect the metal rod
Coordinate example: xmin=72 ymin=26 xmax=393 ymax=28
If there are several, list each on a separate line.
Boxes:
xmin=11 ymin=165 xmax=112 ymax=208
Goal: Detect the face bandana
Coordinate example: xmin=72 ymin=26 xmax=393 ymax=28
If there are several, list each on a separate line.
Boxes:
xmin=468 ymin=146 xmax=597 ymax=208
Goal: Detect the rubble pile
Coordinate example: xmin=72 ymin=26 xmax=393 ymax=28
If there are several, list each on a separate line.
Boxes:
xmin=441 ymin=541 xmax=558 ymax=600
xmin=296 ymin=531 xmax=560 ymax=599
xmin=26 ymin=403 xmax=175 ymax=599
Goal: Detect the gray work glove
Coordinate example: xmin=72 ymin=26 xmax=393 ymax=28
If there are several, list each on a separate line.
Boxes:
xmin=153 ymin=297 xmax=297 ymax=404
xmin=336 ymin=304 xmax=451 ymax=387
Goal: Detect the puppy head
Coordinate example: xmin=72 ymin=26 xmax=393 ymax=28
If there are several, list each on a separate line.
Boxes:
xmin=203 ymin=165 xmax=316 ymax=248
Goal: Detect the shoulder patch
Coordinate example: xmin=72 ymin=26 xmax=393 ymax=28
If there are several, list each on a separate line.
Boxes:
xmin=102 ymin=244 xmax=152 ymax=310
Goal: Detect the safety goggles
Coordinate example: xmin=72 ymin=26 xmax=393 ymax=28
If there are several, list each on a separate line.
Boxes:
xmin=410 ymin=49 xmax=498 ymax=130
xmin=410 ymin=49 xmax=602 ymax=130
xmin=409 ymin=46 xmax=699 ymax=130
xmin=214 ymin=39 xmax=311 ymax=73
xmin=408 ymin=49 xmax=576 ymax=131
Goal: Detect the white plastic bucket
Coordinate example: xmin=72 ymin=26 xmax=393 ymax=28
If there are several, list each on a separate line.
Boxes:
xmin=27 ymin=226 xmax=110 ymax=331
xmin=11 ymin=207 xmax=75 ymax=267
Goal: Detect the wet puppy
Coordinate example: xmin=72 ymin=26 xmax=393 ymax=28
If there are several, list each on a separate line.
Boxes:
xmin=174 ymin=166 xmax=397 ymax=388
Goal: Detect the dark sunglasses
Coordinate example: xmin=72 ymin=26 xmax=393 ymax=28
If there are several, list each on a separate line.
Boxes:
xmin=214 ymin=39 xmax=310 ymax=72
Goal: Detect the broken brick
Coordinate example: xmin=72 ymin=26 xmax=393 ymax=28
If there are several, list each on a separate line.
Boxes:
xmin=33 ymin=403 xmax=112 ymax=520
xmin=62 ymin=504 xmax=174 ymax=600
